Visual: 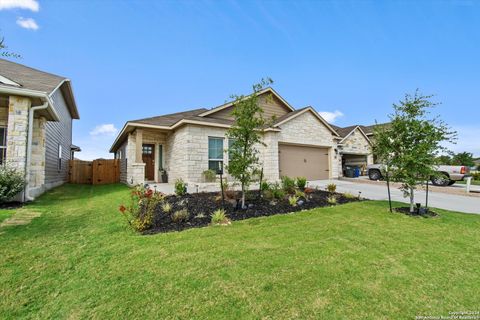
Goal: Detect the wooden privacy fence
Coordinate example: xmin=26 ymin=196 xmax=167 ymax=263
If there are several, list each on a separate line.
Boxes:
xmin=69 ymin=159 xmax=120 ymax=185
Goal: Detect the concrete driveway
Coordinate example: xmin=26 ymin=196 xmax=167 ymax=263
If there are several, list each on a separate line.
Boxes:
xmin=308 ymin=180 xmax=480 ymax=214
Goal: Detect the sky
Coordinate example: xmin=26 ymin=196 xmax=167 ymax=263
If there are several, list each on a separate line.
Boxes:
xmin=1 ymin=0 xmax=479 ymax=159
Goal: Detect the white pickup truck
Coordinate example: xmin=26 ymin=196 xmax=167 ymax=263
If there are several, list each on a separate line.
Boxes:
xmin=366 ymin=164 xmax=471 ymax=186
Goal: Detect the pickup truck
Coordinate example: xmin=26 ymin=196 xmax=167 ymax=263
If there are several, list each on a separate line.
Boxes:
xmin=366 ymin=164 xmax=471 ymax=186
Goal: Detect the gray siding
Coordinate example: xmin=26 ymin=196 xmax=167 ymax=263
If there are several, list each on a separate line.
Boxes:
xmin=44 ymin=89 xmax=73 ymax=187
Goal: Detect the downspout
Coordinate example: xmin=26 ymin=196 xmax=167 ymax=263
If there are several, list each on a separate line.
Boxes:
xmin=24 ymin=102 xmax=48 ymax=201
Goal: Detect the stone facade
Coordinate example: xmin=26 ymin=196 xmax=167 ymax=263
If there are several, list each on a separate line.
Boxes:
xmin=341 ymin=127 xmax=372 ymax=155
xmin=119 ymin=110 xmax=343 ymax=186
xmin=29 ymin=116 xmax=47 ymax=196
xmin=6 ymin=96 xmax=30 ymax=172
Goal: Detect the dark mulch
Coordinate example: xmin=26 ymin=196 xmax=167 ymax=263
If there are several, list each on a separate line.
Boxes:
xmin=144 ymin=190 xmax=363 ymax=234
xmin=394 ymin=207 xmax=438 ymax=218
xmin=0 ymin=202 xmax=23 ymax=210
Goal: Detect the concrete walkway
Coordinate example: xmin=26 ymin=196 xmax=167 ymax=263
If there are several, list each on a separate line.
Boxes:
xmin=308 ymin=180 xmax=480 ymax=215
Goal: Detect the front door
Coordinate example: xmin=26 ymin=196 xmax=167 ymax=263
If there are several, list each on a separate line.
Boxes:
xmin=142 ymin=144 xmax=155 ymax=181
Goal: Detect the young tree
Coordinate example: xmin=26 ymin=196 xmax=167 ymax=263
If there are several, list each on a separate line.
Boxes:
xmin=372 ymin=91 xmax=456 ymax=213
xmin=451 ymin=152 xmax=475 ymax=167
xmin=0 ymin=35 xmax=20 ymax=58
xmin=226 ymin=78 xmax=272 ymax=208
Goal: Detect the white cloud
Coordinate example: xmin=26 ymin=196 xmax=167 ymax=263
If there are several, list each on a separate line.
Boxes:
xmin=318 ymin=110 xmax=344 ymax=123
xmin=443 ymin=125 xmax=480 ymax=157
xmin=0 ymin=0 xmax=39 ymax=11
xmin=16 ymin=17 xmax=38 ymax=30
xmin=90 ymin=124 xmax=118 ymax=137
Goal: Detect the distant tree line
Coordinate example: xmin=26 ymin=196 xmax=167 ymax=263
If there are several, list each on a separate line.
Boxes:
xmin=437 ymin=151 xmax=476 ymax=168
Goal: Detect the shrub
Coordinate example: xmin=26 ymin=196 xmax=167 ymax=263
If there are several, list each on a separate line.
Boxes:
xmin=119 ymin=185 xmax=164 ymax=232
xmin=304 ymin=187 xmax=315 ymax=194
xmin=343 ymin=192 xmax=356 ymax=199
xmin=288 ymin=195 xmax=299 ymax=206
xmin=270 ymin=182 xmax=285 ymax=199
xmin=281 ymin=176 xmax=296 ymax=194
xmin=161 ymin=201 xmax=172 ymax=213
xmin=0 ymin=166 xmax=26 ymax=203
xmin=174 ymin=179 xmax=187 ymax=196
xmin=327 ymin=195 xmax=337 ymax=205
xmin=172 ymin=209 xmax=189 ymax=223
xmin=203 ymin=169 xmax=217 ymax=182
xmin=296 ymin=177 xmax=307 ymax=190
xmin=220 ymin=178 xmax=236 ymax=200
xmin=471 ymin=172 xmax=480 ymax=181
xmin=326 ymin=183 xmax=337 ymax=193
xmin=295 ymin=189 xmax=305 ymax=198
xmin=211 ymin=208 xmax=230 ymax=225
xmin=260 ymin=181 xmax=270 ymax=192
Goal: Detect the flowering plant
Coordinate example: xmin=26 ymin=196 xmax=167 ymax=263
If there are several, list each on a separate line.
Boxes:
xmin=119 ymin=185 xmax=164 ymax=231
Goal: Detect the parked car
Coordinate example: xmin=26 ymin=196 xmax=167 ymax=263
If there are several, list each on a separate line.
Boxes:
xmin=366 ymin=164 xmax=471 ymax=186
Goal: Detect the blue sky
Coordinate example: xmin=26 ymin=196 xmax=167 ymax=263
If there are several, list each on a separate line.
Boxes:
xmin=1 ymin=0 xmax=479 ymax=159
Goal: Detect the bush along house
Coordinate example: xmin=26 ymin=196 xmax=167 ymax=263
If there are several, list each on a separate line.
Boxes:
xmin=110 ymin=87 xmax=376 ymax=187
xmin=0 ymin=58 xmax=80 ymax=201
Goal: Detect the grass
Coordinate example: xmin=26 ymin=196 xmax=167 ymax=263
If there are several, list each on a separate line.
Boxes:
xmin=0 ymin=209 xmax=14 ymax=224
xmin=1 ymin=184 xmax=480 ymax=319
xmin=456 ymin=179 xmax=480 ymax=185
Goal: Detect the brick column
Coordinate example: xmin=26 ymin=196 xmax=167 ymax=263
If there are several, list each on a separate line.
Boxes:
xmin=6 ymin=96 xmax=31 ymax=172
xmin=30 ymin=116 xmax=46 ymax=189
xmin=135 ymin=129 xmax=143 ymax=163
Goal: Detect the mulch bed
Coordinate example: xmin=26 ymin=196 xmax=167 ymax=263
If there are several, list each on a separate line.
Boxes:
xmin=144 ymin=190 xmax=363 ymax=234
xmin=0 ymin=202 xmax=23 ymax=210
xmin=394 ymin=207 xmax=438 ymax=218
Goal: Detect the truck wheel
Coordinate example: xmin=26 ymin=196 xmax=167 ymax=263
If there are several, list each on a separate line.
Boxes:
xmin=368 ymin=169 xmax=382 ymax=181
xmin=448 ymin=180 xmax=456 ymax=186
xmin=431 ymin=174 xmax=450 ymax=187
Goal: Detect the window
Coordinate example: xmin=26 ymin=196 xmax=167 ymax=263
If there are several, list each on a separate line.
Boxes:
xmin=208 ymin=137 xmax=224 ymax=174
xmin=142 ymin=145 xmax=153 ymax=155
xmin=58 ymin=144 xmax=62 ymax=171
xmin=0 ymin=127 xmax=6 ymax=165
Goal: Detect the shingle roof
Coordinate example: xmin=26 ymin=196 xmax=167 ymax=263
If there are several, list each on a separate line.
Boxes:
xmin=131 ymin=108 xmax=208 ymax=126
xmin=0 ymin=58 xmax=65 ymax=94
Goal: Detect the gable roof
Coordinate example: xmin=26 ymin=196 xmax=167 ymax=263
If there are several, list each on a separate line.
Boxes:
xmin=0 ymin=58 xmax=79 ymax=119
xmin=271 ymin=106 xmax=340 ymax=137
xmin=198 ymin=87 xmax=295 ymax=118
xmin=110 ymin=90 xmax=340 ymax=151
xmin=131 ymin=108 xmax=208 ymax=127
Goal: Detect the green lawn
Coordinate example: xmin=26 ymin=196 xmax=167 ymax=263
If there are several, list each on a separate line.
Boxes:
xmin=1 ymin=184 xmax=479 ymax=319
xmin=456 ymin=179 xmax=480 ymax=185
xmin=0 ymin=209 xmax=14 ymax=224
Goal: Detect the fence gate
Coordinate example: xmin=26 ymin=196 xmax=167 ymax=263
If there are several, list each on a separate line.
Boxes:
xmin=69 ymin=159 xmax=120 ymax=185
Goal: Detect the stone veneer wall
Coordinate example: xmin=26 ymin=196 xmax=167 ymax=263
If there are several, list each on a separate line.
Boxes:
xmin=339 ymin=128 xmax=373 ymax=176
xmin=276 ymin=111 xmax=339 ymax=179
xmin=29 ymin=117 xmax=47 ymax=196
xmin=6 ymin=96 xmax=31 ymax=172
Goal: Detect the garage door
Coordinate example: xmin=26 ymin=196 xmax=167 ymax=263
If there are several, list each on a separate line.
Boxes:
xmin=279 ymin=144 xmax=330 ymax=180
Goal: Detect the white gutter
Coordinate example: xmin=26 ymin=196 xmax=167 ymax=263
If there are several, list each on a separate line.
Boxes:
xmin=0 ymin=86 xmax=60 ymax=121
xmin=24 ymin=102 xmax=49 ymax=201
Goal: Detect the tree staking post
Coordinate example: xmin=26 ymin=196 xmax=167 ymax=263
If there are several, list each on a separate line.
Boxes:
xmin=218 ymin=162 xmax=225 ymax=209
xmin=385 ymin=168 xmax=392 ymax=213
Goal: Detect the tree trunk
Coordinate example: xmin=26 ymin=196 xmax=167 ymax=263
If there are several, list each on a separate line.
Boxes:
xmin=409 ymin=187 xmax=415 ymax=213
xmin=241 ymin=182 xmax=245 ymax=209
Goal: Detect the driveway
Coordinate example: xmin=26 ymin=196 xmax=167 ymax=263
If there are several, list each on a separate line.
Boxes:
xmin=308 ymin=180 xmax=480 ymax=215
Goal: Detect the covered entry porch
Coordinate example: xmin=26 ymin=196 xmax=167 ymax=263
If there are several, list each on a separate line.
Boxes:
xmin=114 ymin=127 xmax=171 ymax=185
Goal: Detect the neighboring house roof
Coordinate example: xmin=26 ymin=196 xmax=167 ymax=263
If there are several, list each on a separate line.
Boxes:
xmin=0 ymin=58 xmax=80 ymax=119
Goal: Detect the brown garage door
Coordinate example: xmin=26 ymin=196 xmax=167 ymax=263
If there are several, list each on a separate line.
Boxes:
xmin=279 ymin=144 xmax=330 ymax=180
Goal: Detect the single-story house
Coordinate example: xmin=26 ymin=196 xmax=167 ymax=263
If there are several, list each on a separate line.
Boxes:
xmin=0 ymin=58 xmax=80 ymax=200
xmin=110 ymin=88 xmax=375 ymax=186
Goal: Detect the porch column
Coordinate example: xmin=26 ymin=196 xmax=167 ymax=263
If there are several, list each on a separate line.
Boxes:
xmin=135 ymin=129 xmax=143 ymax=163
xmin=6 ymin=96 xmax=31 ymax=171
